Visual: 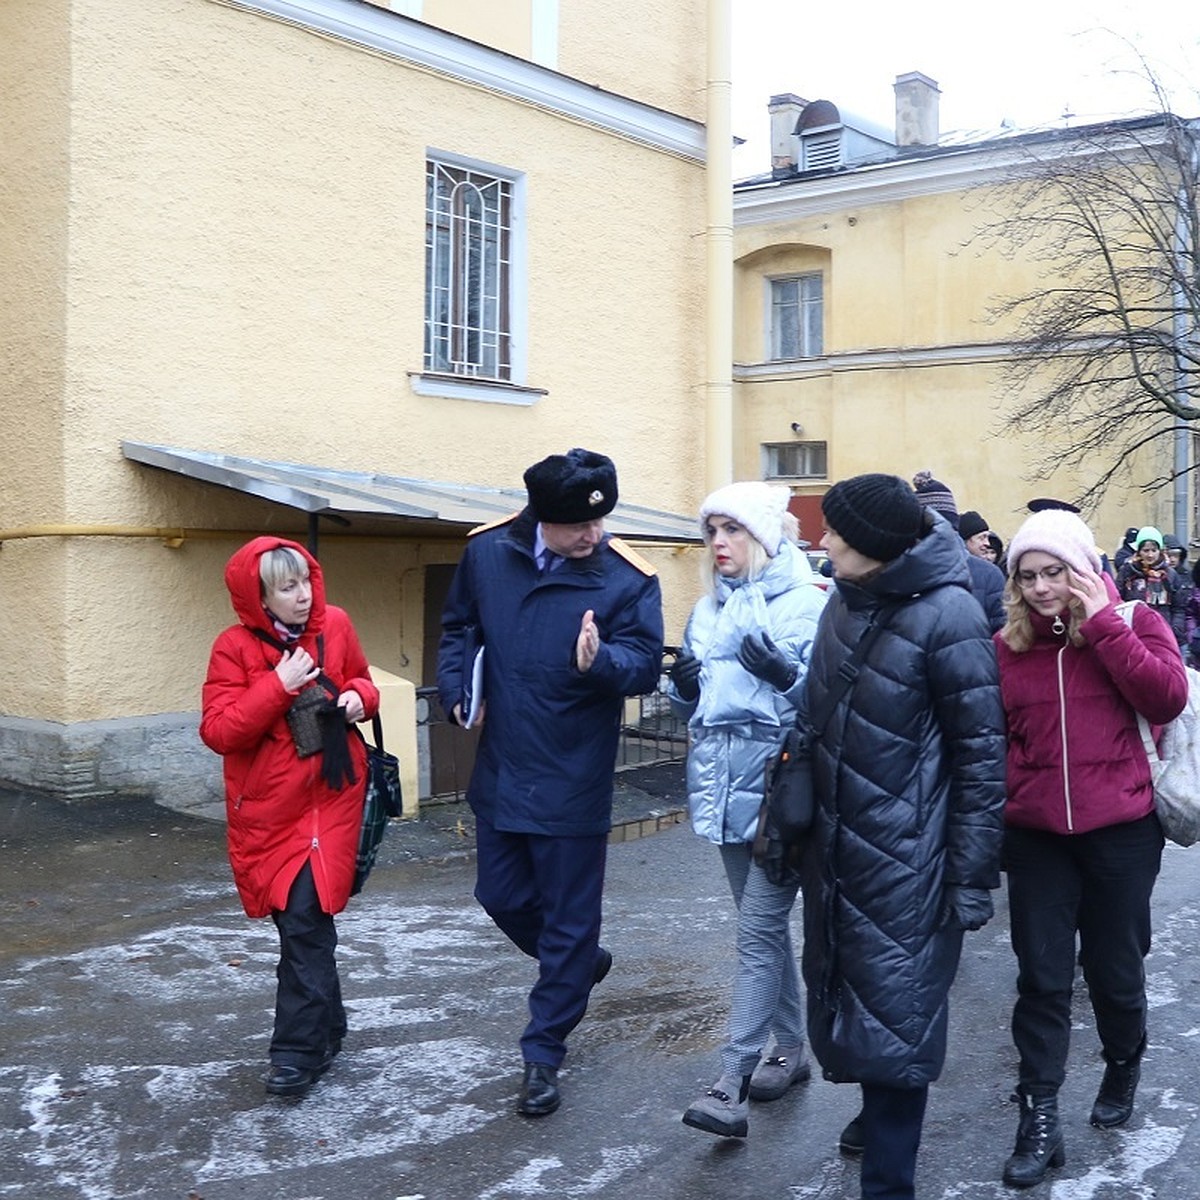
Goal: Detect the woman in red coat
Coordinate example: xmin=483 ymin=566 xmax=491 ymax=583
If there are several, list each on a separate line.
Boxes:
xmin=201 ymin=537 xmax=379 ymax=1098
xmin=994 ymin=510 xmax=1187 ymax=1187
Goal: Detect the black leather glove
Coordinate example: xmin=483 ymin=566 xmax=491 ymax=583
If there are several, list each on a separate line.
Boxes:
xmin=941 ymin=885 xmax=994 ymax=932
xmin=737 ymin=633 xmax=797 ymax=692
xmin=670 ymin=652 xmax=702 ymax=702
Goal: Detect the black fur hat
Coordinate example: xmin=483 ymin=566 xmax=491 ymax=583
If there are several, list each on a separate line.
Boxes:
xmin=524 ymin=448 xmax=618 ymax=524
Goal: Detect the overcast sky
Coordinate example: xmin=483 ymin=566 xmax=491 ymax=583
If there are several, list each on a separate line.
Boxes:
xmin=731 ymin=0 xmax=1200 ymax=176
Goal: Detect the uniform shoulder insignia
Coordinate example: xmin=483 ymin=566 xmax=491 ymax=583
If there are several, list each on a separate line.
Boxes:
xmin=607 ymin=537 xmax=657 ymax=577
xmin=468 ymin=511 xmax=521 ymax=537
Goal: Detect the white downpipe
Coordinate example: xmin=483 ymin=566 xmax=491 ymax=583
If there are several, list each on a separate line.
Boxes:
xmin=1174 ymin=177 xmax=1194 ymax=543
xmin=705 ymin=0 xmax=734 ymax=491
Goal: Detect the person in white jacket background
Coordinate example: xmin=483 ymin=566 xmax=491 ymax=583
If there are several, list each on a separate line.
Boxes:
xmin=669 ymin=481 xmax=828 ymax=1138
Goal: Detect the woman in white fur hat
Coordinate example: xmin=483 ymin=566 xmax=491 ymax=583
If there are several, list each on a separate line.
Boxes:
xmin=668 ymin=481 xmax=828 ymax=1139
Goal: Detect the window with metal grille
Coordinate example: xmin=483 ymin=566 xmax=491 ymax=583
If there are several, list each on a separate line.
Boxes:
xmin=764 ymin=441 xmax=827 ymax=479
xmin=769 ymin=273 xmax=823 ymax=359
xmin=425 ymin=160 xmax=513 ymax=380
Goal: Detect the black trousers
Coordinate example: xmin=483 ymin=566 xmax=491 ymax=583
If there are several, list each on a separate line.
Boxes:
xmin=860 ymin=1082 xmax=928 ymax=1200
xmin=1005 ymin=814 xmax=1162 ymax=1092
xmin=269 ymin=860 xmax=346 ymax=1069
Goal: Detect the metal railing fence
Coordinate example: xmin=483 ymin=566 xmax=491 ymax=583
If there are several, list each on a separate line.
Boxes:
xmin=415 ymin=648 xmax=688 ymax=803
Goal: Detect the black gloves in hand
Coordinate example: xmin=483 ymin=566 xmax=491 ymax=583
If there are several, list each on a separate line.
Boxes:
xmin=737 ymin=633 xmax=797 ymax=692
xmin=670 ymin=652 xmax=702 ymax=701
xmin=941 ymin=885 xmax=994 ymax=932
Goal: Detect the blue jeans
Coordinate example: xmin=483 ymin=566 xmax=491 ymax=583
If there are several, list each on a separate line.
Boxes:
xmin=1005 ymin=814 xmax=1162 ymax=1091
xmin=718 ymin=842 xmax=806 ymax=1078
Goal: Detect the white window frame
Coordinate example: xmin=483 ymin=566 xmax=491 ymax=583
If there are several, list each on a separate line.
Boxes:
xmin=420 ymin=150 xmax=531 ymax=402
xmin=762 ymin=440 xmax=828 ymax=480
xmin=767 ymin=273 xmax=823 ymax=360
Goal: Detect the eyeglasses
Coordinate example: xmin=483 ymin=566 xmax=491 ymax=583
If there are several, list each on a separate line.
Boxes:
xmin=1015 ymin=564 xmax=1068 ymax=588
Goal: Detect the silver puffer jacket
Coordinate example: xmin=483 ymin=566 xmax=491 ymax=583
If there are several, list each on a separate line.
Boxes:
xmin=669 ymin=540 xmax=828 ymax=844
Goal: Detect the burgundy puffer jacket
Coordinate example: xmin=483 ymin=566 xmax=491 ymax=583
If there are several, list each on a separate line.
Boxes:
xmin=995 ymin=601 xmax=1187 ymax=835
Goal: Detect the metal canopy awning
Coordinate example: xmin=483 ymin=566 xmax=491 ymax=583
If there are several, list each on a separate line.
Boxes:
xmin=122 ymin=442 xmax=703 ymax=544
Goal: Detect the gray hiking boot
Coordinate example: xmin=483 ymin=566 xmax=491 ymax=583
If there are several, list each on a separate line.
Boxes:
xmin=748 ymin=1045 xmax=812 ymax=1101
xmin=681 ymin=1074 xmax=750 ymax=1138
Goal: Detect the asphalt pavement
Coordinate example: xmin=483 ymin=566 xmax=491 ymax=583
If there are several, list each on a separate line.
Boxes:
xmin=4 ymin=770 xmax=1200 ymax=1200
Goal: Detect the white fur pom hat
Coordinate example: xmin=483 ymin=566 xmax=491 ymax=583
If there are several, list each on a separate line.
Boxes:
xmin=1006 ymin=509 xmax=1103 ymax=577
xmin=699 ymin=481 xmax=791 ymax=556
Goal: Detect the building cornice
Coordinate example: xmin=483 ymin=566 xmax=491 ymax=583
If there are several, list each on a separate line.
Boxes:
xmin=734 ymin=340 xmax=1019 ymax=377
xmin=215 ymin=0 xmax=706 ymax=162
xmin=736 ymin=146 xmax=1037 ymax=223
xmin=734 ymin=118 xmax=1178 ymax=224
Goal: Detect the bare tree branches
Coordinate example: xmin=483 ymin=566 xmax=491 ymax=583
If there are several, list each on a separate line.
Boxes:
xmin=972 ymin=104 xmax=1200 ymax=510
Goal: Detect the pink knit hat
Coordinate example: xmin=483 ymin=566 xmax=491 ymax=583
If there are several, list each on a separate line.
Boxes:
xmin=1006 ymin=509 xmax=1103 ymax=577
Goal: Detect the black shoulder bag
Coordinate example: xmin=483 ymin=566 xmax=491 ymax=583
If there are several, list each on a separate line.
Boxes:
xmin=352 ymin=712 xmax=403 ymax=894
xmin=251 ymin=629 xmax=356 ymax=789
xmin=752 ymin=604 xmax=898 ymax=885
xmin=252 ymin=628 xmax=401 ymax=893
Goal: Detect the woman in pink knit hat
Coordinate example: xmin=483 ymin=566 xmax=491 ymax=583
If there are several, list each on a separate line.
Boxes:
xmin=993 ymin=509 xmax=1188 ymax=1188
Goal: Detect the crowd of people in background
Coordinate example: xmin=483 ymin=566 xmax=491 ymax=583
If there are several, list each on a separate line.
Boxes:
xmin=808 ymin=481 xmax=1199 ymax=666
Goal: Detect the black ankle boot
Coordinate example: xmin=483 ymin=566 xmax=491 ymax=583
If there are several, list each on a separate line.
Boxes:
xmin=1002 ymin=1088 xmax=1065 ymax=1189
xmin=1090 ymin=1035 xmax=1146 ymax=1128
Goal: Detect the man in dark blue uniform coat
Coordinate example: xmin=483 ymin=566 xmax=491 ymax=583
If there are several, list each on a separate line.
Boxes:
xmin=437 ymin=448 xmax=664 ymax=1116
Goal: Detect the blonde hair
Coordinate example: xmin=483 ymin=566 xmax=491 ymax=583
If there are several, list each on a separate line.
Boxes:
xmin=700 ymin=510 xmax=799 ymax=598
xmin=259 ymin=546 xmax=310 ymax=596
xmin=999 ymin=574 xmax=1086 ymax=651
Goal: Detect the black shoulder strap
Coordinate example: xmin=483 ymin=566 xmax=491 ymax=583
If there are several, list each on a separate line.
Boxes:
xmin=808 ymin=603 xmax=899 ymax=737
xmin=251 ymin=629 xmax=340 ymax=698
xmin=352 ymin=713 xmax=388 ymax=754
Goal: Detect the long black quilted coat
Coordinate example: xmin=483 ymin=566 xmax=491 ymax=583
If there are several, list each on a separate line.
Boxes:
xmin=800 ymin=513 xmax=1006 ymax=1088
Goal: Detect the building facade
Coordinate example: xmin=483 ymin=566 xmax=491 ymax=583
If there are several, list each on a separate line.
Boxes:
xmin=0 ymin=0 xmax=710 ymax=804
xmin=733 ymin=75 xmax=1192 ymax=556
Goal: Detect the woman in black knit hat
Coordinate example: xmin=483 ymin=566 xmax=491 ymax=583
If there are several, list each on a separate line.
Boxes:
xmin=797 ymin=474 xmax=1007 ymax=1200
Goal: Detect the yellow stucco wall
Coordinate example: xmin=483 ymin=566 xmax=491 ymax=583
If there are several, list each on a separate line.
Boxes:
xmin=734 ymin=181 xmax=1176 ymax=556
xmin=418 ymin=0 xmax=532 ymax=61
xmin=0 ymin=0 xmax=706 ymax=727
xmin=0 ymin=0 xmax=71 ymax=716
xmin=557 ymin=0 xmax=706 ymax=122
xmin=371 ymin=0 xmax=707 ymax=122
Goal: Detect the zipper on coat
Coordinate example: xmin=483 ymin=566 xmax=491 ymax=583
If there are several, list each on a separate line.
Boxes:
xmin=1056 ymin=644 xmax=1073 ymax=832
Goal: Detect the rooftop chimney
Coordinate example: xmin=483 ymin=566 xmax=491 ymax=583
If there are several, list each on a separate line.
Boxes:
xmin=768 ymin=93 xmax=806 ymax=178
xmin=893 ymin=72 xmax=940 ymax=147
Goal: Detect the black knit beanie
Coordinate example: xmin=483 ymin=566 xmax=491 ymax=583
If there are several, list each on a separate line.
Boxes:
xmin=821 ymin=473 xmax=923 ymax=564
xmin=958 ymin=510 xmax=989 ymax=541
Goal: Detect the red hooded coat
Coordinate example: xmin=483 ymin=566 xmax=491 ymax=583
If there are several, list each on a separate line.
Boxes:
xmin=200 ymin=537 xmax=379 ymax=918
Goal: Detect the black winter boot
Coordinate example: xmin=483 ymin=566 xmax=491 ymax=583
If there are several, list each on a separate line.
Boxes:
xmin=1090 ymin=1035 xmax=1146 ymax=1128
xmin=1002 ymin=1088 xmax=1065 ymax=1189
